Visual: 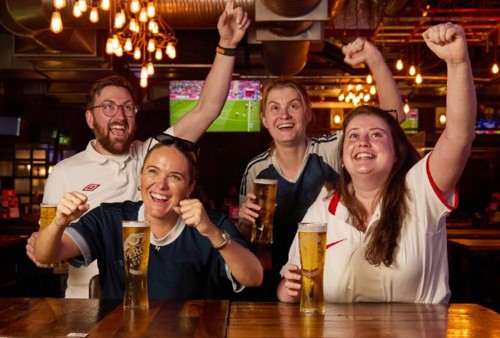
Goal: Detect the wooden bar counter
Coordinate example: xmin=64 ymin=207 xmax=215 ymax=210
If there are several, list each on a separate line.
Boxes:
xmin=0 ymin=298 xmax=229 ymax=337
xmin=227 ymin=302 xmax=499 ymax=337
xmin=0 ymin=298 xmax=498 ymax=337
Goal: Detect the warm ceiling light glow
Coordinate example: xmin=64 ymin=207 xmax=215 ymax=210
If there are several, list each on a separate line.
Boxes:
xmin=366 ymin=74 xmax=373 ymax=84
xmin=101 ymin=0 xmax=110 ymax=10
xmin=409 ymin=65 xmax=416 ymax=76
xmin=338 ymin=93 xmax=345 ymax=101
xmin=51 ymin=0 xmax=178 ymax=87
xmin=89 ymin=7 xmax=99 ymax=23
xmin=130 ymin=0 xmax=140 ymax=13
xmin=439 ymin=114 xmax=447 ymax=125
xmin=493 ymin=63 xmax=499 ymax=74
xmin=53 ymin=0 xmax=67 ymax=9
xmin=415 ymin=73 xmax=422 ymax=84
xmin=333 ymin=114 xmax=342 ymax=125
xmin=78 ymin=0 xmax=87 ymax=12
xmin=396 ymin=59 xmax=403 ymax=71
xmin=147 ymin=61 xmax=154 ymax=75
xmin=50 ymin=11 xmax=63 ymax=33
xmin=140 ymin=65 xmax=148 ymax=79
xmin=155 ymin=48 xmax=163 ymax=60
xmin=404 ymin=102 xmax=410 ymax=114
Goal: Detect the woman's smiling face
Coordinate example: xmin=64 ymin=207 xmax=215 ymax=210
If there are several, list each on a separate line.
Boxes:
xmin=343 ymin=114 xmax=396 ymax=180
xmin=262 ymin=86 xmax=311 ymax=144
xmin=140 ymin=145 xmax=195 ymax=220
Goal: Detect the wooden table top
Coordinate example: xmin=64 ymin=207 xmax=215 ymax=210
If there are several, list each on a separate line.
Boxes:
xmin=448 ymin=238 xmax=500 ymax=251
xmin=227 ymin=302 xmax=500 ymax=338
xmin=0 ymin=299 xmax=498 ymax=337
xmin=0 ymin=298 xmax=229 ymax=337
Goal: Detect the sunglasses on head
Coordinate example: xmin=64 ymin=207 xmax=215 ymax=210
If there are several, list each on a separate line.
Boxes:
xmin=149 ymin=133 xmax=200 ymax=158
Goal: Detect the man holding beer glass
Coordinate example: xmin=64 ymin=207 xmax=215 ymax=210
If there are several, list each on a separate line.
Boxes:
xmin=278 ymin=23 xmax=475 ymax=305
xmin=34 ymin=137 xmax=263 ymax=303
xmin=26 ymin=0 xmax=251 ymax=299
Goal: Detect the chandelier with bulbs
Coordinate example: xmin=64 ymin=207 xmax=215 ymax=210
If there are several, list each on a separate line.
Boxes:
xmin=51 ymin=0 xmax=178 ymax=88
xmin=337 ymin=75 xmax=377 ymax=107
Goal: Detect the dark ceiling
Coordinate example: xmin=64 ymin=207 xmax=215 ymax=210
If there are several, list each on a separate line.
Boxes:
xmin=0 ymin=0 xmax=499 ymax=109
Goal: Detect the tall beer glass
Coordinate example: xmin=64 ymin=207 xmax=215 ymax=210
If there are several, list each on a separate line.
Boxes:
xmin=251 ymin=178 xmax=278 ymax=245
xmin=39 ymin=203 xmax=58 ymax=268
xmin=122 ymin=220 xmax=150 ymax=310
xmin=298 ymin=222 xmax=327 ymax=314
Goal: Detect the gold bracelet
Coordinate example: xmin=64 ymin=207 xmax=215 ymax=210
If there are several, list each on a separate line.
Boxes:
xmin=213 ymin=229 xmax=232 ymax=250
xmin=216 ymin=45 xmax=236 ymax=57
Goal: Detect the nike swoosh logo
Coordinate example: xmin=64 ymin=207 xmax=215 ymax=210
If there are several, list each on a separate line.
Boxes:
xmin=326 ymin=238 xmax=346 ymax=249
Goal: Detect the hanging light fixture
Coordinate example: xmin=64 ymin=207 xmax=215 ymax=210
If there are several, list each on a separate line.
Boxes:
xmin=415 ymin=73 xmax=422 ymax=84
xmin=404 ymin=100 xmax=410 ymax=114
xmin=396 ymin=59 xmax=403 ymax=71
xmin=50 ymin=0 xmax=178 ymax=88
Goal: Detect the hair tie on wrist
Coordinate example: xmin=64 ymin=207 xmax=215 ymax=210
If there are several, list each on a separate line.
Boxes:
xmin=216 ymin=45 xmax=237 ymax=56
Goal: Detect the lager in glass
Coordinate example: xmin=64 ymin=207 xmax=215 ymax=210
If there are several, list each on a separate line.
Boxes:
xmin=251 ymin=179 xmax=277 ymax=245
xmin=38 ymin=204 xmax=58 ymax=268
xmin=123 ymin=220 xmax=150 ymax=309
xmin=39 ymin=203 xmax=57 ymax=230
xmin=298 ymin=222 xmax=327 ymax=314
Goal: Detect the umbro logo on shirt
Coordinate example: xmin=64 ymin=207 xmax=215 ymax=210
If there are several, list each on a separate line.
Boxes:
xmin=83 ymin=184 xmax=100 ymax=192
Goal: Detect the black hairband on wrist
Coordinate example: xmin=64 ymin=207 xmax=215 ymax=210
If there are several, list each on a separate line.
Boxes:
xmin=216 ymin=45 xmax=237 ymax=56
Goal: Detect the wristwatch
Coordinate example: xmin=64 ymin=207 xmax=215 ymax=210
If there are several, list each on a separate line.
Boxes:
xmin=213 ymin=229 xmax=232 ymax=250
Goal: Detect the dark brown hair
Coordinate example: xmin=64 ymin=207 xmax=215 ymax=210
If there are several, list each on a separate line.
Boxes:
xmin=330 ymin=105 xmax=421 ymax=266
xmin=86 ymin=75 xmax=135 ymax=109
xmin=142 ymin=143 xmax=197 ymax=185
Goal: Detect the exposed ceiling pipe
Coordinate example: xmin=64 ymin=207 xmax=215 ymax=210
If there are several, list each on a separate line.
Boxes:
xmin=417 ymin=0 xmax=500 ymax=15
xmin=257 ymin=0 xmax=332 ymax=75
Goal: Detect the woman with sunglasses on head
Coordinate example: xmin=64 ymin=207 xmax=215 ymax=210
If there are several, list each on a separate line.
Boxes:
xmin=278 ymin=23 xmax=476 ymax=304
xmin=26 ymin=0 xmax=250 ymax=299
xmin=34 ymin=136 xmax=263 ymax=300
xmin=237 ymin=37 xmax=406 ymax=301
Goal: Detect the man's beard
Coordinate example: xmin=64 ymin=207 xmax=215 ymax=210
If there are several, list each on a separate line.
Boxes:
xmin=93 ymin=123 xmax=135 ymax=155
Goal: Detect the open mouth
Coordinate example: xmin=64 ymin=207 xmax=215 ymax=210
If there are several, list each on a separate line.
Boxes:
xmin=355 ymin=152 xmax=375 ymax=160
xmin=277 ymin=123 xmax=294 ymax=130
xmin=150 ymin=192 xmax=169 ymax=203
xmin=110 ymin=124 xmax=127 ymax=137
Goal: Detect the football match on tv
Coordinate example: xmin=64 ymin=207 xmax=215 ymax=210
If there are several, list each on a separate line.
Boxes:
xmin=169 ymin=80 xmax=261 ymax=132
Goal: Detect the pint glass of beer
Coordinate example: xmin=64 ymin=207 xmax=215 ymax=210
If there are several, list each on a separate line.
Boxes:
xmin=122 ymin=220 xmax=151 ymax=310
xmin=38 ymin=204 xmax=58 ymax=268
xmin=251 ymin=178 xmax=278 ymax=245
xmin=298 ymin=222 xmax=327 ymax=314
xmin=39 ymin=203 xmax=57 ymax=230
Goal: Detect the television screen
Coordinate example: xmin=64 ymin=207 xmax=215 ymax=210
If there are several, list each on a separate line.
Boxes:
xmin=169 ymin=80 xmax=261 ymax=132
xmin=476 ymin=106 xmax=500 ymax=134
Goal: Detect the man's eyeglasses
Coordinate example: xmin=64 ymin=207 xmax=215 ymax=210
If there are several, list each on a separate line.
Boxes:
xmin=149 ymin=133 xmax=200 ymax=158
xmin=89 ymin=102 xmax=138 ymax=117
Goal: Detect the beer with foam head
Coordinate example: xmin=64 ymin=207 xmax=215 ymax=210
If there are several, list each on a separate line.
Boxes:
xmin=251 ymin=178 xmax=278 ymax=245
xmin=298 ymin=222 xmax=327 ymax=314
xmin=123 ymin=220 xmax=150 ymax=309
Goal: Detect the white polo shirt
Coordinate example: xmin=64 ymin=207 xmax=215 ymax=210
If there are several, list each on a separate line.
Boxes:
xmin=42 ymin=128 xmax=171 ymax=298
xmin=282 ymin=153 xmax=454 ymax=304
